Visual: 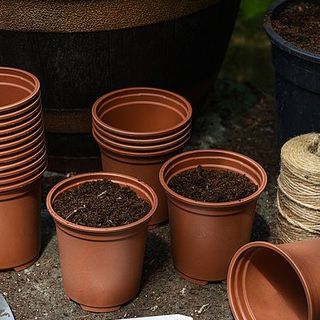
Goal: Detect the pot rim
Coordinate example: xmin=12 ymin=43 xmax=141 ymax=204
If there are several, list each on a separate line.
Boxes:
xmin=94 ymin=129 xmax=189 ymax=158
xmin=0 ymin=67 xmax=40 ymax=110
xmin=159 ymin=149 xmax=267 ymax=208
xmin=0 ymin=94 xmax=41 ymax=121
xmin=92 ymin=125 xmax=191 ymax=151
xmin=264 ymin=0 xmax=320 ymax=64
xmin=227 ymin=241 xmax=313 ymax=320
xmin=92 ymin=87 xmax=192 ymax=138
xmin=93 ymin=120 xmax=192 ymax=146
xmin=46 ymin=172 xmax=158 ymax=234
xmin=0 ymin=127 xmax=44 ymax=153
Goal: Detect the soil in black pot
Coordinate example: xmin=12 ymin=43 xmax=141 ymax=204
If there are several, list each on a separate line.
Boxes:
xmin=53 ymin=179 xmax=151 ymax=228
xmin=272 ymin=1 xmax=320 ymax=55
xmin=168 ymin=165 xmax=257 ymax=202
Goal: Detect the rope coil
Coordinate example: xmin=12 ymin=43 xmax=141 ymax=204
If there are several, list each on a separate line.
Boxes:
xmin=276 ymin=133 xmax=320 ymax=243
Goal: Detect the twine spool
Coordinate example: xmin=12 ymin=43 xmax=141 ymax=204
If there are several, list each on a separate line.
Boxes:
xmin=276 ymin=133 xmax=320 ymax=243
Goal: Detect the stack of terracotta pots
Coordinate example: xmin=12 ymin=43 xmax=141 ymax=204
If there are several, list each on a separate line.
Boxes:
xmin=0 ymin=67 xmax=47 ymax=272
xmin=92 ymin=87 xmax=192 ymax=227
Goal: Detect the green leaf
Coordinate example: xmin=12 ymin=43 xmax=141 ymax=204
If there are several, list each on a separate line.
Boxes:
xmin=240 ymin=0 xmax=274 ymax=20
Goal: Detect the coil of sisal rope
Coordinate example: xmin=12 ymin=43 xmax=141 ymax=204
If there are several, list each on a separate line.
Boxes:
xmin=277 ymin=133 xmax=320 ymax=243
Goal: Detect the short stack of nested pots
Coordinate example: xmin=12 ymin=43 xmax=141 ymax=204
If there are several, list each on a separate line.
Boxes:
xmin=92 ymin=87 xmax=192 ymax=227
xmin=0 ymin=67 xmax=47 ymax=272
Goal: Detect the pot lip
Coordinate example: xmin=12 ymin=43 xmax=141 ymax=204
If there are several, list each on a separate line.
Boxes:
xmin=92 ymin=124 xmax=191 ymax=151
xmin=227 ymin=241 xmax=313 ymax=320
xmin=159 ymin=149 xmax=268 ymax=208
xmin=92 ymin=87 xmax=192 ymax=138
xmin=46 ymin=172 xmax=158 ymax=234
xmin=0 ymin=67 xmax=40 ymax=110
xmin=93 ymin=119 xmax=192 ymax=145
xmin=93 ymin=129 xmax=189 ymax=158
xmin=264 ymin=0 xmax=320 ymax=64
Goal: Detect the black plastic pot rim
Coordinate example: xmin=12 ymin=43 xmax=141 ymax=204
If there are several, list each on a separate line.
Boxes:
xmin=264 ymin=0 xmax=320 ymax=64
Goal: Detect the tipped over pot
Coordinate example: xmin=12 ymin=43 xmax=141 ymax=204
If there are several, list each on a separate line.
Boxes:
xmin=159 ymin=149 xmax=267 ymax=283
xmin=46 ymin=172 xmax=158 ymax=312
xmin=228 ymin=238 xmax=320 ymax=320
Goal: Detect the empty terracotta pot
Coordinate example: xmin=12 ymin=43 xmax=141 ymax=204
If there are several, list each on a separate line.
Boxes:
xmin=46 ymin=172 xmax=158 ymax=312
xmin=0 ymin=67 xmax=40 ymax=112
xmin=159 ymin=149 xmax=268 ymax=283
xmin=92 ymin=87 xmax=192 ymax=139
xmin=228 ymin=239 xmax=320 ymax=320
xmin=0 ymin=179 xmax=41 ymax=271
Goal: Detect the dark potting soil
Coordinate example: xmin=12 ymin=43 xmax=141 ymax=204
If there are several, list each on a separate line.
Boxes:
xmin=168 ymin=165 xmax=258 ymax=202
xmin=272 ymin=1 xmax=320 ymax=55
xmin=53 ymin=179 xmax=151 ymax=228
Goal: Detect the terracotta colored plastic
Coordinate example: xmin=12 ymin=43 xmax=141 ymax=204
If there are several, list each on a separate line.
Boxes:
xmin=159 ymin=149 xmax=267 ymax=283
xmin=92 ymin=125 xmax=191 ymax=152
xmin=228 ymin=239 xmax=320 ymax=320
xmin=0 ymin=94 xmax=41 ymax=122
xmin=0 ymin=138 xmax=44 ymax=165
xmin=0 ymin=106 xmax=42 ymax=135
xmin=0 ymin=127 xmax=44 ymax=153
xmin=92 ymin=87 xmax=192 ymax=139
xmin=46 ymin=172 xmax=158 ymax=312
xmin=0 ymin=113 xmax=43 ymax=144
xmin=0 ymin=179 xmax=42 ymax=271
xmin=0 ymin=147 xmax=46 ymax=176
xmin=93 ymin=120 xmax=192 ymax=146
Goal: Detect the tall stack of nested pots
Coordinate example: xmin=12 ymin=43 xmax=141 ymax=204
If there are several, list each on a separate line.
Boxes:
xmin=92 ymin=88 xmax=192 ymax=227
xmin=0 ymin=67 xmax=47 ymax=271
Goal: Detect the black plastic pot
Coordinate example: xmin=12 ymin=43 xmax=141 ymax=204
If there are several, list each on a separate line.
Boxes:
xmin=264 ymin=0 xmax=320 ymax=146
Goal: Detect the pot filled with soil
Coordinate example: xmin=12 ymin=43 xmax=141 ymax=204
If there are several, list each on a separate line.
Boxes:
xmin=46 ymin=172 xmax=158 ymax=312
xmin=264 ymin=0 xmax=320 ymax=145
xmin=228 ymin=238 xmax=320 ymax=320
xmin=159 ymin=149 xmax=267 ymax=283
xmin=92 ymin=87 xmax=192 ymax=228
xmin=0 ymin=67 xmax=47 ymax=271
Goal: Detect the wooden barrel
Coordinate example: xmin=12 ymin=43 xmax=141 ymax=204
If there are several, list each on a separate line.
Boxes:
xmin=0 ymin=0 xmax=240 ymax=172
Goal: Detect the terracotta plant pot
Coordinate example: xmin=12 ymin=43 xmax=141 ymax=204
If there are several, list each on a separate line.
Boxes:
xmin=228 ymin=239 xmax=320 ymax=320
xmin=0 ymin=179 xmax=41 ymax=271
xmin=92 ymin=87 xmax=192 ymax=139
xmin=46 ymin=172 xmax=158 ymax=312
xmin=159 ymin=149 xmax=267 ymax=283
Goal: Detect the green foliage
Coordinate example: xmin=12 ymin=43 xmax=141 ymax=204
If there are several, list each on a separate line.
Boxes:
xmin=240 ymin=0 xmax=274 ymax=20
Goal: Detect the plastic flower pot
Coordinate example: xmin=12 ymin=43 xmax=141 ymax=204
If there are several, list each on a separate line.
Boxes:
xmin=46 ymin=172 xmax=158 ymax=312
xmin=0 ymin=67 xmax=40 ymax=112
xmin=92 ymin=87 xmax=192 ymax=139
xmin=0 ymin=178 xmax=42 ymax=271
xmin=264 ymin=0 xmax=320 ymax=145
xmin=92 ymin=125 xmax=191 ymax=152
xmin=159 ymin=149 xmax=267 ymax=283
xmin=93 ymin=121 xmax=192 ymax=146
xmin=227 ymin=239 xmax=320 ymax=320
xmin=94 ymin=131 xmax=190 ymax=227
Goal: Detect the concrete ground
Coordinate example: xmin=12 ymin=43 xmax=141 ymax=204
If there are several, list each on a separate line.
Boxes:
xmin=0 ymin=80 xmax=279 ymax=320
